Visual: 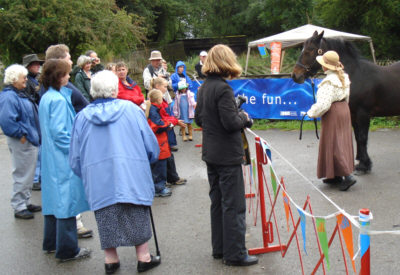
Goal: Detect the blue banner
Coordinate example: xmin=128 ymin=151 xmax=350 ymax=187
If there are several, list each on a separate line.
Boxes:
xmin=191 ymin=78 xmax=321 ymax=120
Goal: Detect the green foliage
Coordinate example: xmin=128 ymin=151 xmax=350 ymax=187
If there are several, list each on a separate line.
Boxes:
xmin=315 ymin=0 xmax=400 ymax=59
xmin=0 ymin=0 xmax=146 ymax=64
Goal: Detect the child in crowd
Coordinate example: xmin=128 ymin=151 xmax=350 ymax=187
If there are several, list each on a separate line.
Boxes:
xmin=173 ymin=80 xmax=196 ymax=141
xmin=146 ymin=89 xmax=173 ymax=197
xmin=150 ymin=77 xmax=187 ymax=185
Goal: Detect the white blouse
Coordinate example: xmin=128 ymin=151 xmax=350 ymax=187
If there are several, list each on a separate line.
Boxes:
xmin=307 ymin=70 xmax=351 ymax=118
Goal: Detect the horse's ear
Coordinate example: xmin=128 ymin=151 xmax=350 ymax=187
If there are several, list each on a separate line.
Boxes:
xmin=312 ymin=31 xmax=318 ymax=37
xmin=317 ymin=31 xmax=325 ymax=40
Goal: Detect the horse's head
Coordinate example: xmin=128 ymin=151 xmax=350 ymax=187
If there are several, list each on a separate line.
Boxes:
xmin=292 ymin=31 xmax=325 ymax=83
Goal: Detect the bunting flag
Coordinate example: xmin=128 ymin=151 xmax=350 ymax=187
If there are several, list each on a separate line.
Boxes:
xmin=336 ymin=214 xmax=356 ymax=273
xmin=251 ymin=158 xmax=257 ymax=183
xmin=261 ymin=140 xmax=272 ymax=161
xmin=282 ymin=190 xmax=290 ymax=232
xmin=297 ymin=208 xmax=307 ymax=255
xmin=270 ymin=166 xmax=277 ymax=197
xmin=316 ymin=218 xmax=330 ymax=270
xmin=257 ymin=44 xmax=268 ymax=58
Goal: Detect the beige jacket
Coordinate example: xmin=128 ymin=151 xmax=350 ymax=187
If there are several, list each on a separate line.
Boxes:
xmin=307 ymin=70 xmax=351 ymax=118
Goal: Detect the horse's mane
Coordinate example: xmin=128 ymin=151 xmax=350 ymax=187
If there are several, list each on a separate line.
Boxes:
xmin=324 ymin=38 xmax=362 ymax=62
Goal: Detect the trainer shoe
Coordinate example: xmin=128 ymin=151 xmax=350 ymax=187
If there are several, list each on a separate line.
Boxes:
xmin=59 ymin=248 xmax=91 ymax=262
xmin=155 ymin=188 xmax=172 ymax=197
xmin=77 ymin=227 xmax=93 ymax=238
xmin=14 ymin=209 xmax=34 ymax=219
xmin=169 ymin=178 xmax=187 ymax=185
xmin=27 ymin=204 xmax=42 ymax=212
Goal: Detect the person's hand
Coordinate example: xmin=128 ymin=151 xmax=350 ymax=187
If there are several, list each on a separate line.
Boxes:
xmin=20 ymin=136 xmax=26 ymax=144
xmin=178 ymin=120 xmax=186 ymax=128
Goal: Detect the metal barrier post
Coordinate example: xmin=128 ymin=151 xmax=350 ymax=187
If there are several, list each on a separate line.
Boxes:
xmin=248 ymin=137 xmax=283 ymax=255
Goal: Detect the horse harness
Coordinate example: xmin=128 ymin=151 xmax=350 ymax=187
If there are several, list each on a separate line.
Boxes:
xmin=296 ymin=39 xmax=326 ymax=72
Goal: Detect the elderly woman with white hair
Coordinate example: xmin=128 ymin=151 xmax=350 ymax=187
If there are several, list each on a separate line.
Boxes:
xmin=74 ymin=55 xmax=93 ymax=102
xmin=0 ymin=64 xmax=41 ymax=219
xmin=69 ymin=70 xmax=162 ymax=274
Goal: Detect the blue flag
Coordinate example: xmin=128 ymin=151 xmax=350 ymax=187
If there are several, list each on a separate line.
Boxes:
xmin=297 ymin=208 xmax=307 ymax=255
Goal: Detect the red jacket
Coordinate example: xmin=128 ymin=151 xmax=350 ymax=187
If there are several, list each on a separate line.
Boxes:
xmin=117 ymin=78 xmax=144 ymax=106
xmin=147 ymin=103 xmax=171 ymax=160
xmin=160 ymin=99 xmax=179 ymax=125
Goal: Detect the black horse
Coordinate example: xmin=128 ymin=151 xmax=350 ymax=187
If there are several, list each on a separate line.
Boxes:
xmin=292 ymin=31 xmax=400 ymax=174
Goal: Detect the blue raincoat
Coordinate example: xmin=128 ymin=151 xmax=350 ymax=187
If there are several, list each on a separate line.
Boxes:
xmin=170 ymin=61 xmax=194 ymax=92
xmin=39 ymin=86 xmax=89 ymax=218
xmin=69 ymin=98 xmax=159 ymax=211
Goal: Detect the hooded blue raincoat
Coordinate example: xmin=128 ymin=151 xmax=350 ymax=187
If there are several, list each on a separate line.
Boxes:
xmin=39 ymin=86 xmax=89 ymax=218
xmin=69 ymin=98 xmax=159 ymax=211
xmin=170 ymin=61 xmax=194 ymax=92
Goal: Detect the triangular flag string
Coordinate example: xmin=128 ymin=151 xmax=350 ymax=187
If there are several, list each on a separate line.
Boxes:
xmin=316 ymin=218 xmax=330 ymax=270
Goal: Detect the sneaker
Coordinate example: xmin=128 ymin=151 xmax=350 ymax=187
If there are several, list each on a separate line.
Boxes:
xmin=14 ymin=209 xmax=34 ymax=219
xmin=77 ymin=227 xmax=93 ymax=238
xmin=155 ymin=188 xmax=172 ymax=197
xmin=170 ymin=147 xmax=178 ymax=152
xmin=27 ymin=204 xmax=42 ymax=212
xmin=170 ymin=178 xmax=187 ymax=185
xmin=32 ymin=182 xmax=41 ymax=191
xmin=59 ymin=247 xmax=91 ymax=262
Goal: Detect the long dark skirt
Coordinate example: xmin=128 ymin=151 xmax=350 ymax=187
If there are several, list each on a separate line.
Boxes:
xmin=317 ymin=101 xmax=354 ymax=179
xmin=94 ymin=203 xmax=152 ymax=250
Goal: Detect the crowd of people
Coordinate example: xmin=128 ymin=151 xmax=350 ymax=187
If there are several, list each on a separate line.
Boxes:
xmin=0 ymin=41 xmax=356 ymax=273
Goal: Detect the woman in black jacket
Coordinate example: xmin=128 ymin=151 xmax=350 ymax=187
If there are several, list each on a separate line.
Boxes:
xmin=195 ymin=44 xmax=257 ymax=267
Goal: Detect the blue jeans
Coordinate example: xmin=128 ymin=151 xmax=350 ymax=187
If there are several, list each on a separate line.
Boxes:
xmin=34 ymin=146 xmax=41 ymax=183
xmin=43 ymin=215 xmax=79 ymax=259
xmin=151 ymin=159 xmax=167 ymax=192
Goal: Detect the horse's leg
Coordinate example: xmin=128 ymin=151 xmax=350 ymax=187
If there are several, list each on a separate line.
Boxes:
xmin=351 ymin=114 xmax=360 ymax=161
xmin=354 ymin=110 xmax=372 ymax=174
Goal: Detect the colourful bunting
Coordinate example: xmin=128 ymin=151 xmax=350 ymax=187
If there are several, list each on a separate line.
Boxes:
xmin=297 ymin=208 xmax=307 ymax=255
xmin=261 ymin=141 xmax=272 ymax=160
xmin=270 ymin=166 xmax=277 ymax=197
xmin=251 ymin=158 xmax=257 ymax=183
xmin=316 ymin=218 xmax=330 ymax=270
xmin=282 ymin=190 xmax=290 ymax=232
xmin=337 ymin=214 xmax=356 ymax=273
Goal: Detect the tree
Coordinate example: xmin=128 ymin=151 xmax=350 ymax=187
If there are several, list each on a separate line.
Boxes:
xmin=315 ymin=0 xmax=400 ymax=59
xmin=0 ymin=0 xmax=147 ymax=64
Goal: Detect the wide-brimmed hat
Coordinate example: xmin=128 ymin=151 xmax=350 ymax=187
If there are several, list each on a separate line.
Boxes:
xmin=316 ymin=51 xmax=343 ymax=71
xmin=149 ymin=50 xmax=163 ymax=61
xmin=23 ymin=54 xmax=44 ymax=67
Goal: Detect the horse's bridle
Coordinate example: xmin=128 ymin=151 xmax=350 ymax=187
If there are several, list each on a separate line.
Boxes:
xmin=296 ymin=39 xmax=325 ymax=72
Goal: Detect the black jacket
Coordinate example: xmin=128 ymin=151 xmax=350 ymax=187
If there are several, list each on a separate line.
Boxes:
xmin=195 ymin=74 xmax=247 ymax=165
xmin=39 ymin=82 xmax=89 ymax=113
xmin=195 ymin=62 xmax=206 ymax=79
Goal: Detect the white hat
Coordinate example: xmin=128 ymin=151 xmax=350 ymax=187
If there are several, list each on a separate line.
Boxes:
xmin=178 ymin=80 xmax=188 ymax=90
xmin=149 ymin=50 xmax=163 ymax=61
xmin=200 ymin=51 xmax=208 ymax=57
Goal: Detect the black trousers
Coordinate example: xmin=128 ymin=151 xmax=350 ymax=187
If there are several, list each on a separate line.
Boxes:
xmin=206 ymin=163 xmax=247 ymax=261
xmin=166 ymin=153 xmax=179 ymax=183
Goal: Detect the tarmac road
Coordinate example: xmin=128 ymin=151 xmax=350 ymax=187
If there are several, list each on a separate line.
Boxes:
xmin=1 ymin=128 xmax=400 ymax=274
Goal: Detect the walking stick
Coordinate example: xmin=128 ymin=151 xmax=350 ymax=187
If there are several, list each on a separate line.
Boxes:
xmin=149 ymin=207 xmax=161 ymax=257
